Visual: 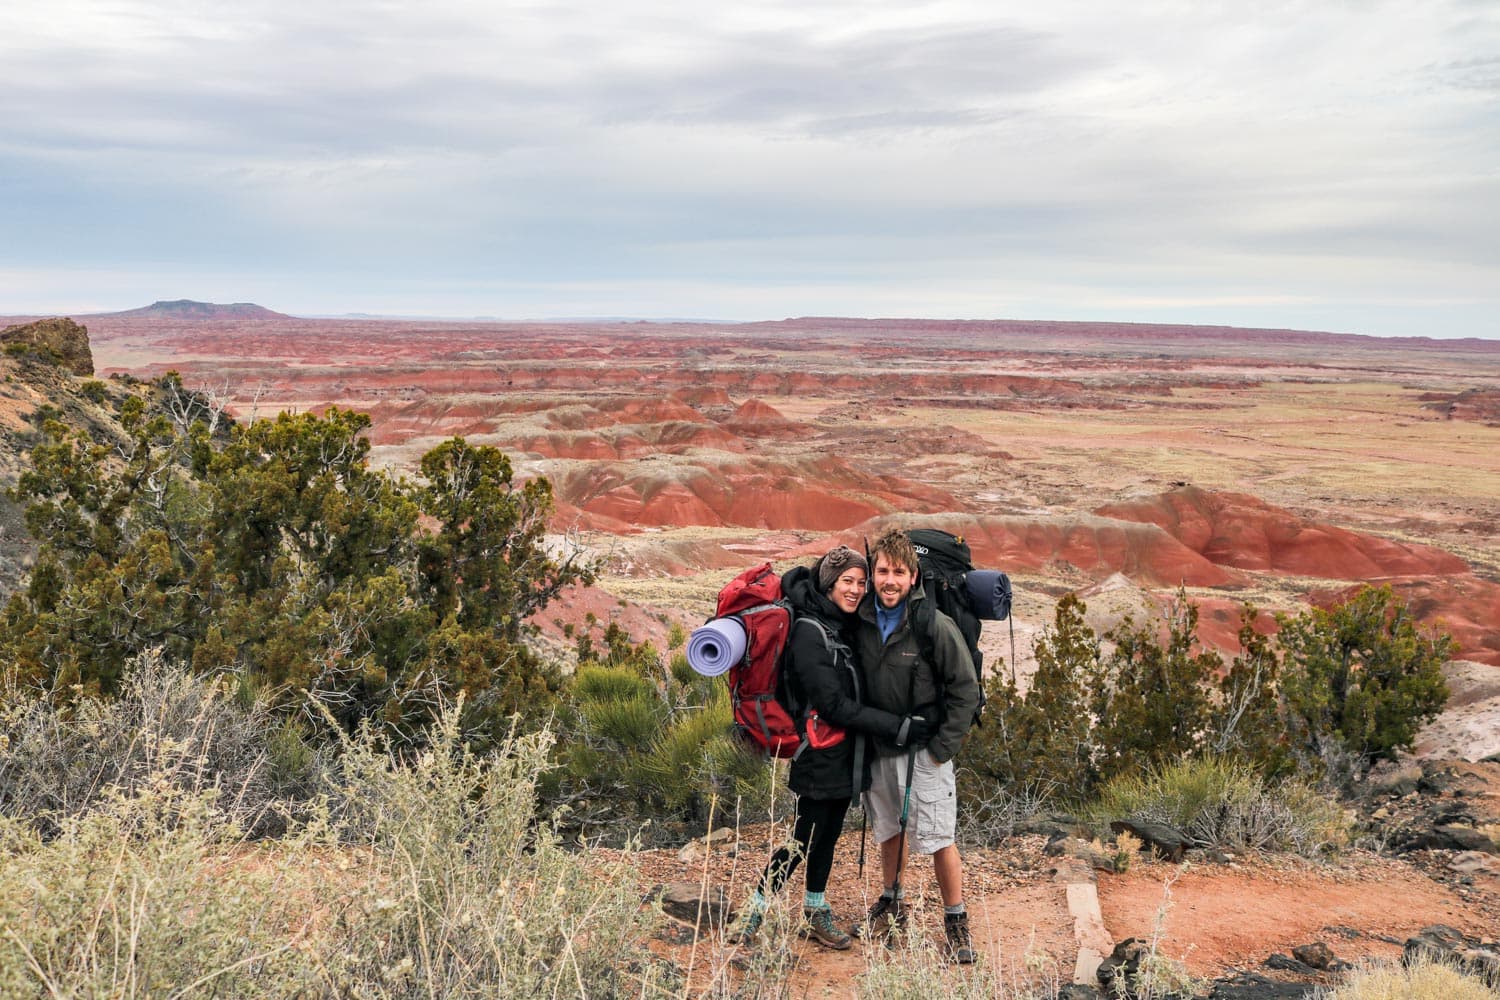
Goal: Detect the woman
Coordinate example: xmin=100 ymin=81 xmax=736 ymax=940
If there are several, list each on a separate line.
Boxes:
xmin=731 ymin=545 xmax=933 ymax=949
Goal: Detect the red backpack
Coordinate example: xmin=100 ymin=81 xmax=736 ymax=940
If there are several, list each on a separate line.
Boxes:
xmin=713 ymin=562 xmax=847 ymax=758
xmin=715 ymin=563 xmax=800 ymax=757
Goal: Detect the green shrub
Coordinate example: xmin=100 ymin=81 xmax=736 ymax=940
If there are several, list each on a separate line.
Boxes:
xmin=1085 ymin=756 xmax=1349 ymax=856
xmin=1277 ymin=585 xmax=1451 ymax=768
xmin=1092 ymin=596 xmax=1222 ymax=784
xmin=630 ymin=686 xmax=772 ymax=823
xmin=960 ymin=592 xmax=1102 ymax=807
xmin=959 ymin=586 xmax=1452 ymax=815
xmin=586 ymin=692 xmax=666 ymax=748
xmin=574 ymin=663 xmax=658 ymax=705
xmin=551 ymin=626 xmax=780 ymax=837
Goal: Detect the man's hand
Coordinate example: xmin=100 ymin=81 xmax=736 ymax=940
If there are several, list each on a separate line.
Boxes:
xmin=896 ymin=714 xmax=935 ymax=748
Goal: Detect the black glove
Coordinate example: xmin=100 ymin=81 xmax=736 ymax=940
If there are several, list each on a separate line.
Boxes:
xmin=895 ymin=714 xmax=934 ymax=748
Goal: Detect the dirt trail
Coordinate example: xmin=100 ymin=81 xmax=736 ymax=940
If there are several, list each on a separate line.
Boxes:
xmin=634 ymin=826 xmax=1497 ymax=997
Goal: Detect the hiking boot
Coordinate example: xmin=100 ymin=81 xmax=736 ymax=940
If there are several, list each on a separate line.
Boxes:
xmin=727 ymin=909 xmax=762 ymax=945
xmin=944 ymin=911 xmax=977 ymax=964
xmin=856 ymin=895 xmax=908 ymax=940
xmin=800 ymin=906 xmax=852 ymax=950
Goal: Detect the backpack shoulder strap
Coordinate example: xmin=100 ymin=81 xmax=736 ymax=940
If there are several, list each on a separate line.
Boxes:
xmin=793 ymin=614 xmax=837 ymax=655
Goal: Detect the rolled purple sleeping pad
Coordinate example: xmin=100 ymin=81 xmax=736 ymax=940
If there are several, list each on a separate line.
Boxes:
xmin=686 ymin=616 xmax=747 ymax=677
xmin=964 ymin=570 xmax=1013 ymax=621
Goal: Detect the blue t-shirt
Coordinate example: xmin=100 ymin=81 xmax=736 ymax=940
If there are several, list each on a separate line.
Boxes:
xmin=876 ymin=600 xmax=905 ymax=643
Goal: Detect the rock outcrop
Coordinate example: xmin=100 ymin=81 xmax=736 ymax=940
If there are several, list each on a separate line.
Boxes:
xmin=1 ymin=317 xmax=94 ymax=376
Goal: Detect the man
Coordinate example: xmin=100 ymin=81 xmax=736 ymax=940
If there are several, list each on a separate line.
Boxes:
xmin=856 ymin=525 xmax=981 ymax=964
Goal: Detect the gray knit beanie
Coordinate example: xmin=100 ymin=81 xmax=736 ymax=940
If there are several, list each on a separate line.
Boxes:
xmin=817 ymin=545 xmax=869 ymax=592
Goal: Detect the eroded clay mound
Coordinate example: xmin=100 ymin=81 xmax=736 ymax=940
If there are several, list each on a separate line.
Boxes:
xmin=670 ymin=386 xmax=734 ymax=409
xmin=1096 ymin=486 xmax=1469 ymax=579
xmin=804 ymin=513 xmax=1237 ymax=588
xmin=512 ymin=421 xmax=747 ymax=460
xmin=1420 ymin=388 xmax=1500 ymax=424
xmin=723 ymin=398 xmax=806 ymax=438
xmin=926 ymin=513 xmax=1237 ymax=588
xmin=550 ymin=455 xmax=957 ymax=531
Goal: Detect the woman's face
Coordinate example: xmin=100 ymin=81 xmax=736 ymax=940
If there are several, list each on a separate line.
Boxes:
xmin=827 ymin=567 xmax=867 ymax=613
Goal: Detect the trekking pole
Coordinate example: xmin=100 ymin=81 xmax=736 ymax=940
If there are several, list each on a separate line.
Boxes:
xmin=1009 ymin=616 xmax=1017 ymax=687
xmin=890 ymin=742 xmax=919 ymax=900
xmin=857 ymin=805 xmax=868 ymax=876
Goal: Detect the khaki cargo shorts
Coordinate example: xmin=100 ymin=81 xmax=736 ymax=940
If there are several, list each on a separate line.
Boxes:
xmin=865 ymin=750 xmax=957 ymax=855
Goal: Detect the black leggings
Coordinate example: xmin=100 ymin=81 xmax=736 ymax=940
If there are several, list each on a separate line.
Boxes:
xmin=758 ymin=795 xmax=852 ymax=897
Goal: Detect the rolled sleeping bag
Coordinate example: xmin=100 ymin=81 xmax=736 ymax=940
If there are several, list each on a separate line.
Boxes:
xmin=963 ymin=569 xmax=1013 ymax=621
xmin=686 ymin=616 xmax=748 ymax=677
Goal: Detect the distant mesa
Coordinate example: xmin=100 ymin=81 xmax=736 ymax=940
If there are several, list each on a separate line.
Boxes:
xmin=99 ymin=299 xmax=291 ymax=320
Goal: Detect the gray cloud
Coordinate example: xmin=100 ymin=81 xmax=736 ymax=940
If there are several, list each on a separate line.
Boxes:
xmin=0 ymin=0 xmax=1496 ymax=337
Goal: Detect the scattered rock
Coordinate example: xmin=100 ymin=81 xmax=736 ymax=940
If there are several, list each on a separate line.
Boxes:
xmin=1057 ymin=985 xmax=1102 ymax=999
xmin=675 ymin=827 xmax=737 ymax=863
xmin=1291 ymin=941 xmax=1335 ymax=970
xmin=1096 ymin=937 xmax=1148 ymax=994
xmin=1365 ymin=762 xmax=1424 ymax=798
xmin=1450 ymin=851 xmax=1499 ymax=874
xmin=1017 ymin=814 xmax=1077 ymax=839
xmin=1110 ymin=819 xmax=1191 ymax=862
xmin=1205 ymin=971 xmax=1315 ymax=999
xmin=1264 ymin=953 xmax=1319 ymax=976
xmin=649 ymin=882 xmax=734 ymax=932
xmin=0 ymin=318 xmax=94 ymax=376
xmin=1404 ymin=824 xmax=1498 ymax=853
xmin=1045 ymin=836 xmax=1121 ymax=872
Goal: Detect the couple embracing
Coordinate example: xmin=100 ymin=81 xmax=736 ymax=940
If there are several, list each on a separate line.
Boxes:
xmin=731 ymin=527 xmax=981 ymax=964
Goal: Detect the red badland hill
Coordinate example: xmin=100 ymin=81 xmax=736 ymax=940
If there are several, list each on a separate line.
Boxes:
xmin=1095 ymin=486 xmax=1468 ymax=579
xmin=70 ymin=309 xmax=1500 ymax=667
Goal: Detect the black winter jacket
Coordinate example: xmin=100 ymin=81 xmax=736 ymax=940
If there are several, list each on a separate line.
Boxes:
xmin=855 ymin=578 xmax=979 ymax=764
xmin=780 ymin=566 xmax=906 ymax=799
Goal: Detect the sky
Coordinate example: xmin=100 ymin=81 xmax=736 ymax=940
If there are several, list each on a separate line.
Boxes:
xmin=1 ymin=1 xmax=1497 ymax=338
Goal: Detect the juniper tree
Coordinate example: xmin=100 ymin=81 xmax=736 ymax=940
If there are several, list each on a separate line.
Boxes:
xmin=2 ymin=375 xmax=589 ymax=740
xmin=1275 ymin=585 xmax=1450 ymax=766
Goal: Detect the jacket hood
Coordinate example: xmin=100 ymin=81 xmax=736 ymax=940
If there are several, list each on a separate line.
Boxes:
xmin=781 ymin=564 xmax=850 ymax=629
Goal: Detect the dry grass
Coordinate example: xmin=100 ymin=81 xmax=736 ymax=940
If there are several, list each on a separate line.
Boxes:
xmin=1316 ymin=956 xmax=1500 ymax=1000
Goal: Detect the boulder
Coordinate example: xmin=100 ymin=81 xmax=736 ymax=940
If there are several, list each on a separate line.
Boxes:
xmin=649 ymin=882 xmax=734 ymax=931
xmin=1404 ymin=925 xmax=1500 ymax=986
xmin=1403 ymin=825 xmax=1498 ymax=854
xmin=1364 ymin=762 xmax=1424 ymax=798
xmin=1 ymin=317 xmax=94 ymax=376
xmin=1291 ymin=941 xmax=1335 ymax=970
xmin=1110 ymin=819 xmax=1191 ymax=862
xmin=1450 ymin=851 xmax=1499 ymax=874
xmin=1096 ymin=937 xmax=1148 ymax=995
xmin=1264 ymin=953 xmax=1320 ymax=976
xmin=1205 ymin=971 xmax=1317 ymax=999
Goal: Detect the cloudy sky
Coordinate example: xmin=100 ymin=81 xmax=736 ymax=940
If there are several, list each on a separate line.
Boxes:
xmin=2 ymin=1 xmax=1497 ymax=337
